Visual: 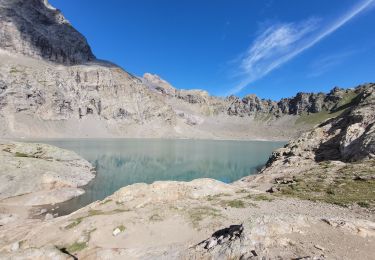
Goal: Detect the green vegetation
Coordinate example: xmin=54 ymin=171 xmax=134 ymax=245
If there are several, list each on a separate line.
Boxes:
xmin=188 ymin=206 xmax=222 ymax=226
xmin=114 ymin=225 xmax=126 ymax=232
xmin=87 ymin=209 xmax=104 ymax=216
xmin=14 ymin=152 xmax=30 ymax=158
xmin=254 ymin=113 xmax=274 ymax=122
xmin=276 ymin=161 xmax=375 ymax=208
xmin=334 ymin=91 xmax=359 ymax=110
xmin=66 ymin=241 xmax=87 ymax=253
xmin=99 ymin=199 xmax=112 ymax=205
xmin=9 ymin=67 xmax=23 ymax=74
xmin=64 ymin=209 xmax=129 ymax=230
xmin=295 ymin=109 xmax=344 ymax=125
xmin=296 ymin=91 xmax=359 ymax=125
xmin=244 ymin=193 xmax=275 ymax=202
xmin=235 ymin=189 xmax=249 ymax=194
xmin=64 ymin=218 xmax=84 ymax=230
xmin=206 ymin=193 xmax=231 ymax=201
xmin=221 ymin=199 xmax=246 ymax=208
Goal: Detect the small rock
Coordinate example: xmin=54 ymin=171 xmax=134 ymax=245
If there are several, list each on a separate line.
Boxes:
xmin=11 ymin=242 xmax=19 ymax=252
xmin=266 ymin=187 xmax=278 ymax=193
xmin=40 ymin=209 xmax=47 ymax=214
xmin=205 ymin=238 xmax=217 ymax=249
xmin=314 ymin=244 xmax=325 ymax=251
xmin=112 ymin=228 xmax=121 ymax=236
xmin=45 ymin=213 xmax=54 ymax=221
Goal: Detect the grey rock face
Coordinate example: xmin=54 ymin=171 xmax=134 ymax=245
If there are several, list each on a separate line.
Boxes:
xmin=144 ymin=72 xmax=356 ymax=118
xmin=0 ymin=0 xmax=95 ymax=64
xmin=143 ymin=73 xmax=355 ymax=119
xmin=0 ymin=56 xmax=176 ymax=137
xmin=264 ymin=83 xmax=375 ymax=164
xmin=225 ymin=87 xmax=353 ymax=117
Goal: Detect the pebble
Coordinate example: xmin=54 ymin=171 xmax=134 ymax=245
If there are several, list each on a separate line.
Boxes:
xmin=45 ymin=213 xmax=54 ymax=221
xmin=11 ymin=242 xmax=19 ymax=252
xmin=314 ymin=244 xmax=325 ymax=251
xmin=112 ymin=228 xmax=121 ymax=236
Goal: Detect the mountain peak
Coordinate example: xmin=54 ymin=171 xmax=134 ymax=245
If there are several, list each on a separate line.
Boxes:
xmin=0 ymin=0 xmax=95 ymax=64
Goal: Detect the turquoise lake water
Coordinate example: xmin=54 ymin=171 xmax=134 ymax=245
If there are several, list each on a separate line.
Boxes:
xmin=26 ymin=139 xmax=285 ymax=212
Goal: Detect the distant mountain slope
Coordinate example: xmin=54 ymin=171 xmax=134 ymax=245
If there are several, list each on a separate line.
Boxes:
xmin=142 ymin=73 xmax=363 ymax=118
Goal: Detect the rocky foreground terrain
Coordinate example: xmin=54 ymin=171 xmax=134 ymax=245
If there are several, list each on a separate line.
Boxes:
xmin=0 ymin=140 xmax=95 ymax=223
xmin=0 ymin=0 xmax=367 ymax=140
xmin=0 ymin=84 xmax=373 ymax=260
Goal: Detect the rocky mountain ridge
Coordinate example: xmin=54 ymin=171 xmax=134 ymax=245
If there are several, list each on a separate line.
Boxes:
xmin=0 ymin=0 xmax=371 ymax=140
xmin=143 ymin=72 xmax=360 ymax=118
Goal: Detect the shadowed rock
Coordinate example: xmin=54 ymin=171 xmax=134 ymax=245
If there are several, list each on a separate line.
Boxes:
xmin=0 ymin=0 xmax=95 ymax=64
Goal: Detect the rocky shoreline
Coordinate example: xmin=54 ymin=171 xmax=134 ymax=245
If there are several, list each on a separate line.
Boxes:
xmin=0 ymin=140 xmax=95 ymax=224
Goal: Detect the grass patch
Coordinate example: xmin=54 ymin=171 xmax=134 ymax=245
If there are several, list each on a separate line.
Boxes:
xmin=64 ymin=218 xmax=84 ymax=230
xmin=64 ymin=209 xmax=129 ymax=230
xmin=188 ymin=206 xmax=222 ymax=226
xmin=66 ymin=241 xmax=87 ymax=253
xmin=87 ymin=210 xmax=104 ymax=216
xmin=334 ymin=91 xmax=359 ymax=110
xmin=112 ymin=208 xmax=129 ymax=213
xmin=99 ymin=199 xmax=112 ymax=205
xmin=295 ymin=109 xmax=344 ymax=126
xmin=235 ymin=189 xmax=249 ymax=194
xmin=9 ymin=67 xmax=23 ymax=74
xmin=276 ymin=162 xmax=375 ymax=209
xmin=114 ymin=225 xmax=126 ymax=232
xmin=14 ymin=152 xmax=30 ymax=158
xmin=206 ymin=193 xmax=231 ymax=201
xmin=244 ymin=194 xmax=275 ymax=202
xmin=296 ymin=91 xmax=359 ymax=126
xmin=221 ymin=199 xmax=246 ymax=208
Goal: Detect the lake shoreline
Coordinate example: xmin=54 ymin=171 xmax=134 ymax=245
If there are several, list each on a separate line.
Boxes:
xmin=13 ymin=138 xmax=284 ymax=214
xmin=7 ymin=136 xmax=290 ymax=142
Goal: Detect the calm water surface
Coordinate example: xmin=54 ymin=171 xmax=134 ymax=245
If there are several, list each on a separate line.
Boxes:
xmin=25 ymin=139 xmax=285 ymax=213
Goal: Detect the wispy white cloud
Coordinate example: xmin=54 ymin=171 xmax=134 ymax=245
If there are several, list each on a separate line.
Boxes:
xmin=308 ymin=49 xmax=360 ymax=77
xmin=228 ymin=0 xmax=375 ymax=95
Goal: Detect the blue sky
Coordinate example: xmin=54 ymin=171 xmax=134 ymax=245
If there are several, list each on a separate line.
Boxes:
xmin=49 ymin=0 xmax=375 ymax=100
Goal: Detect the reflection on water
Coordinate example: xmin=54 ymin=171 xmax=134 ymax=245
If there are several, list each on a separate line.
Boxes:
xmin=25 ymin=139 xmax=285 ymax=213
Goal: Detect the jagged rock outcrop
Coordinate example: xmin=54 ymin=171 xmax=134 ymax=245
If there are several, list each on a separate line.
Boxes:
xmin=0 ymin=0 xmax=95 ymax=64
xmin=264 ymin=83 xmax=374 ymax=165
xmin=142 ymin=73 xmax=176 ymax=96
xmin=143 ymin=73 xmax=360 ymax=119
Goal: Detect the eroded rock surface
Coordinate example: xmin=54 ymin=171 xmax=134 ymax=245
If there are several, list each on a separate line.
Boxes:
xmin=0 ymin=178 xmax=373 ymax=259
xmin=0 ymin=140 xmax=95 ymax=206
